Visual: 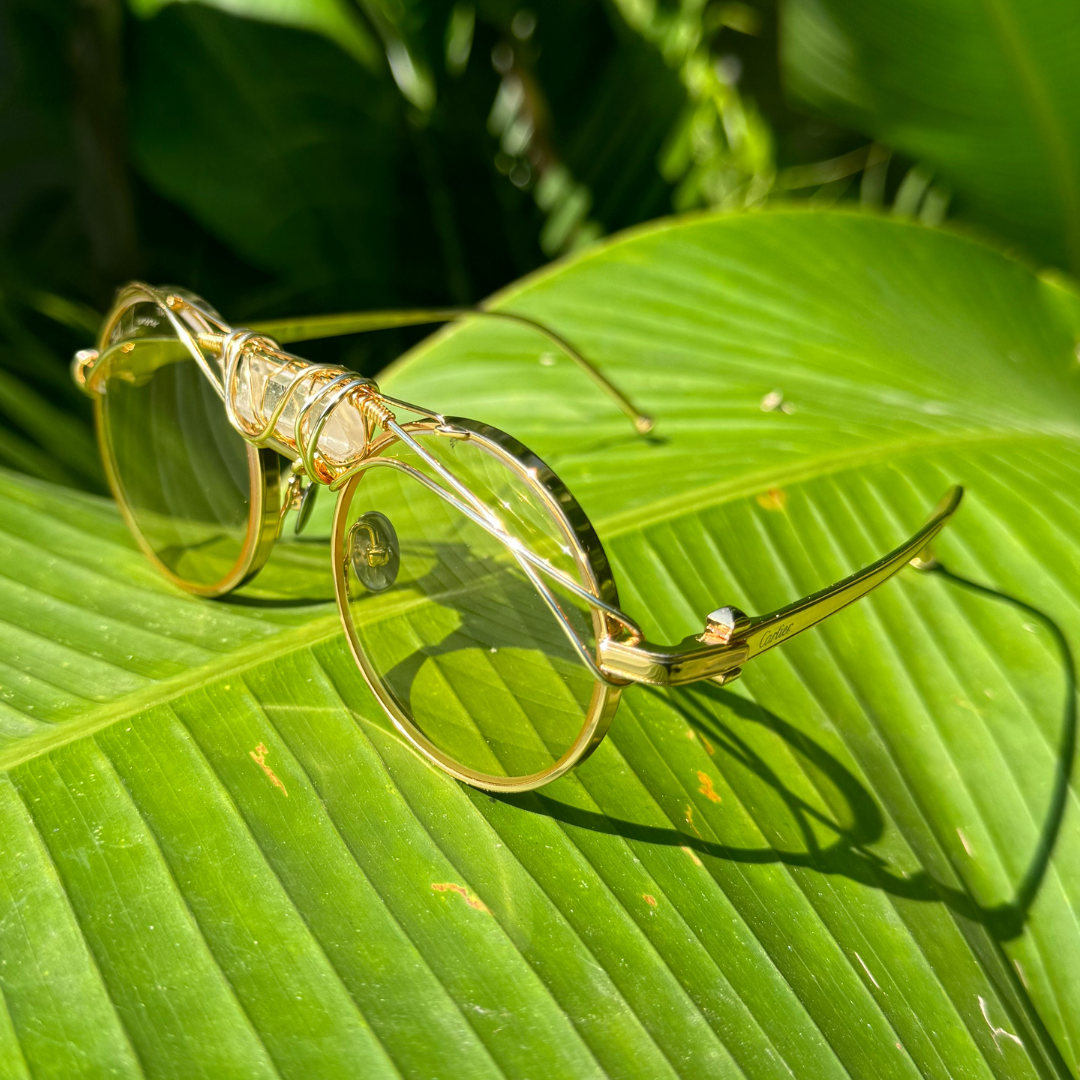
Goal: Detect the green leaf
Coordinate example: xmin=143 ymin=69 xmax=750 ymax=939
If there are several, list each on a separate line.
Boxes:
xmin=780 ymin=0 xmax=1080 ymax=273
xmin=0 ymin=368 xmax=101 ymax=488
xmin=0 ymin=294 xmax=105 ymax=492
xmin=3 ymin=209 xmax=1080 ymax=1076
xmin=129 ymin=5 xmax=402 ymax=311
xmin=123 ymin=2 xmax=690 ymax=311
xmin=126 ymin=0 xmax=383 ymax=70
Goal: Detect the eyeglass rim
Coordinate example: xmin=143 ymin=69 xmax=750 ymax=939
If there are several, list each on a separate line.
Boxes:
xmin=94 ymin=290 xmax=282 ymax=597
xmin=331 ymin=416 xmax=625 ymax=793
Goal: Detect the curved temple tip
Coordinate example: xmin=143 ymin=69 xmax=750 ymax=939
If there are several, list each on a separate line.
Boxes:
xmin=910 ymin=485 xmax=964 ymax=571
xmin=909 ymin=548 xmax=940 ymax=572
xmin=935 ymin=484 xmax=964 ymax=519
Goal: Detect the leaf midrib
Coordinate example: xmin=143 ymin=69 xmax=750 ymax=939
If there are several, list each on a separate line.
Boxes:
xmin=0 ymin=615 xmax=344 ymax=774
xmin=3 ymin=426 xmax=1071 ymax=777
xmin=596 ymin=428 xmax=1070 ymax=537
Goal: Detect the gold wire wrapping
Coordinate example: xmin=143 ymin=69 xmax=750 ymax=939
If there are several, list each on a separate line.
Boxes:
xmin=219 ymin=329 xmax=384 ymax=486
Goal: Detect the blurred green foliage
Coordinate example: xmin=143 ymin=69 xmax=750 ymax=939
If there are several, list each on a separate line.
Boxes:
xmin=783 ymin=0 xmax=1080 ymax=274
xmin=1 ymin=0 xmax=879 ymax=491
xmin=7 ymin=0 xmax=1074 ymax=491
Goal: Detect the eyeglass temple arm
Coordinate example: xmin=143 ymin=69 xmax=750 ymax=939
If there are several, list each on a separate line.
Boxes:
xmin=247 ymin=308 xmax=654 ymax=435
xmin=598 ymin=486 xmax=963 ymax=687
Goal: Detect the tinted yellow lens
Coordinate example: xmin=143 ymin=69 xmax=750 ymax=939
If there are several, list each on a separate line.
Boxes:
xmin=338 ymin=427 xmax=610 ymax=782
xmin=99 ymin=303 xmax=259 ymax=591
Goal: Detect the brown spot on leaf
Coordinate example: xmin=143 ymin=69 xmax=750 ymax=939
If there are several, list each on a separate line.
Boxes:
xmin=681 ymin=845 xmax=703 ymax=867
xmin=757 ymin=488 xmax=787 ymax=512
xmin=697 ymin=771 xmax=722 ymax=803
xmin=643 ymin=894 xmax=657 ymax=907
xmin=431 ymin=882 xmax=490 ymax=913
xmin=250 ymin=743 xmax=287 ymax=797
xmin=685 ymin=805 xmax=701 ymax=837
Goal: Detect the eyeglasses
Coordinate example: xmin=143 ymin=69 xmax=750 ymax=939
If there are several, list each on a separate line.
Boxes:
xmin=73 ymin=282 xmax=962 ymax=792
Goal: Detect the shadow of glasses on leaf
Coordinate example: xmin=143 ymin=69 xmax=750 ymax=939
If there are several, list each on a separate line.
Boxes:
xmin=217 ymin=535 xmax=338 ymax=608
xmin=490 ymin=563 xmax=1076 ymax=943
xmin=226 ymin=521 xmax=1074 ymax=943
xmin=341 ymin=538 xmax=602 ymax=777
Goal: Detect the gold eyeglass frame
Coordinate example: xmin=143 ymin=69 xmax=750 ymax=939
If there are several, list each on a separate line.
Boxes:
xmin=87 ymin=285 xmax=285 ymax=597
xmin=75 ymin=282 xmax=963 ymax=793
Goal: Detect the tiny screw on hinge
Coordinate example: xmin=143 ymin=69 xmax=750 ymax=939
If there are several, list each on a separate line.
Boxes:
xmin=703 ymin=605 xmax=750 ymax=643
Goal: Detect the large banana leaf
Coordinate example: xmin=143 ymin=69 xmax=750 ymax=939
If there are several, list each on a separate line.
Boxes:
xmin=780 ymin=0 xmax=1080 ymax=274
xmin=2 ymin=209 xmax=1079 ymax=1077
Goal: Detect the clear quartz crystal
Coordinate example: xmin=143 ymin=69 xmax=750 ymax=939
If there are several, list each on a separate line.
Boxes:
xmin=230 ymin=347 xmax=368 ymax=465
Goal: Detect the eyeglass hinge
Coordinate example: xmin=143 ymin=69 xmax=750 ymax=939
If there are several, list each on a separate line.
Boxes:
xmin=598 ymin=633 xmax=748 ymax=687
xmin=71 ymin=348 xmax=103 ymax=395
xmin=708 ymin=666 xmax=743 ymax=688
xmin=702 ymin=605 xmax=749 ymax=643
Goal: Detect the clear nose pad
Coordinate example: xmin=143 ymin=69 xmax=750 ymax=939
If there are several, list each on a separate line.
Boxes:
xmin=347 ymin=511 xmax=400 ymax=592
